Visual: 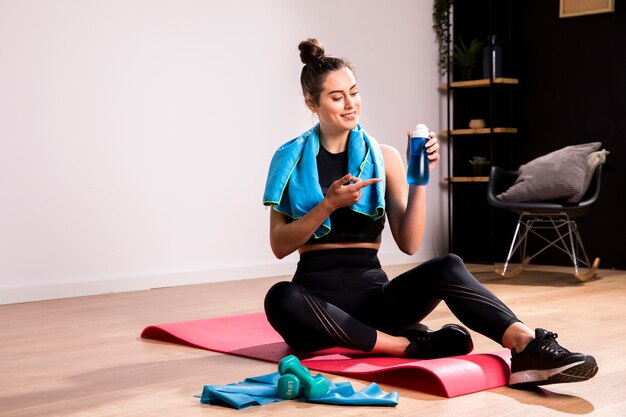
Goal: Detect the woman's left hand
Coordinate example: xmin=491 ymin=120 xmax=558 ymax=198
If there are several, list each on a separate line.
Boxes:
xmin=405 ymin=130 xmax=441 ymax=172
xmin=425 ymin=131 xmax=440 ymax=171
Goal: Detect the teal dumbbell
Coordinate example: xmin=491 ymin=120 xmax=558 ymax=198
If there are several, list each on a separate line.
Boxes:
xmin=277 ymin=366 xmax=314 ymax=399
xmin=277 ymin=373 xmax=300 ymax=399
xmin=278 ymin=355 xmax=329 ymax=399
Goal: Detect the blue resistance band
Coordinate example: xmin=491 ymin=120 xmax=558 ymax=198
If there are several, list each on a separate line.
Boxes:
xmin=197 ymin=372 xmax=398 ymax=409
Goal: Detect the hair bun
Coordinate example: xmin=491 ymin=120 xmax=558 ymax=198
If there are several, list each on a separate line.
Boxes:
xmin=298 ymin=38 xmax=325 ymax=64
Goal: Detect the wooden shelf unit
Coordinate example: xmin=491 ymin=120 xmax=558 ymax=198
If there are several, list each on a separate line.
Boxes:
xmin=445 ymin=176 xmax=490 ymax=183
xmin=443 ymin=1 xmax=519 ymax=263
xmin=440 ymin=78 xmax=519 ymax=90
xmin=443 ymin=127 xmax=518 ymax=136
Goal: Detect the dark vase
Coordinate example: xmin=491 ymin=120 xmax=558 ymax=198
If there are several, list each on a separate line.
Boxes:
xmin=482 ymin=35 xmax=503 ymax=79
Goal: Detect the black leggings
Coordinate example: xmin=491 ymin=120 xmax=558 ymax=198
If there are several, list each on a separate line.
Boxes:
xmin=264 ymin=249 xmax=520 ymax=353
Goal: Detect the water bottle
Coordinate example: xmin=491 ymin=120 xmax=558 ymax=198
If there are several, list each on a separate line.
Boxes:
xmin=407 ymin=123 xmax=430 ymax=186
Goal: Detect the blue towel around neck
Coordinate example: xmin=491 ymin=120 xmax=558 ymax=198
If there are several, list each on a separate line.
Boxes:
xmin=262 ymin=124 xmax=386 ymax=238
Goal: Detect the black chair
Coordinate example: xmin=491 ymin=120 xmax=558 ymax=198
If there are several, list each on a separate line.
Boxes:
xmin=487 ymin=165 xmax=602 ymax=281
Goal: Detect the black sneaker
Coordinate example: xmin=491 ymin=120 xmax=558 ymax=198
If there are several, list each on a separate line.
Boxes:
xmin=402 ymin=324 xmax=474 ymax=359
xmin=509 ymin=328 xmax=598 ymax=388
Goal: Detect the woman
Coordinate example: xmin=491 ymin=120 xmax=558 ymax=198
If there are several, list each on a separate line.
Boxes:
xmin=262 ymin=38 xmax=597 ymax=388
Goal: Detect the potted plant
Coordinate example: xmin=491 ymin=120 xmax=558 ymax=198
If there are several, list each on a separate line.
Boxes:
xmin=432 ymin=0 xmax=452 ymax=77
xmin=469 ymin=155 xmax=491 ymax=176
xmin=454 ymin=38 xmax=486 ymax=80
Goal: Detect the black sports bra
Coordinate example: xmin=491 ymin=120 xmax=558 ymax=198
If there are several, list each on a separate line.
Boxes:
xmin=304 ymin=144 xmax=385 ymax=245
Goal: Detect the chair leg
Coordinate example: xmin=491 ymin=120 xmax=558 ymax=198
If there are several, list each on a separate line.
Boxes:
xmin=568 ymin=218 xmax=600 ymax=281
xmin=495 ymin=215 xmax=529 ymax=278
xmin=495 ymin=257 xmax=530 ymax=278
xmin=571 ymin=220 xmax=593 ymax=268
xmin=556 ymin=217 xmax=599 ymax=281
xmin=567 ymin=218 xmax=580 ymax=272
xmin=575 ymin=257 xmax=600 ymax=282
xmin=496 ymin=214 xmax=599 ymax=281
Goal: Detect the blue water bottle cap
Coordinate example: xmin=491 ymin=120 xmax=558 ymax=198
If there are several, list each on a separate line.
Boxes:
xmin=412 ymin=123 xmax=429 ymax=138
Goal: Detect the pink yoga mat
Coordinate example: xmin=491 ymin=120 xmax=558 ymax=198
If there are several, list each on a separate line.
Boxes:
xmin=141 ymin=312 xmax=511 ymax=398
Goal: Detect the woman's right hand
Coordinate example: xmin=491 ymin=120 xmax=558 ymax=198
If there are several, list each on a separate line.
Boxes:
xmin=269 ymin=174 xmax=381 ymax=259
xmin=324 ymin=174 xmax=382 ymax=211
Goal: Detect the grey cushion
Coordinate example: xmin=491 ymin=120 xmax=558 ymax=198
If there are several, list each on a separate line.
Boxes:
xmin=565 ymin=149 xmax=609 ymax=202
xmin=497 ymin=142 xmax=602 ymax=203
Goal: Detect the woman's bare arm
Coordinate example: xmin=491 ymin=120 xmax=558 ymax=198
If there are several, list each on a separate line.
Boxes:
xmin=381 ymin=133 xmax=440 ymax=255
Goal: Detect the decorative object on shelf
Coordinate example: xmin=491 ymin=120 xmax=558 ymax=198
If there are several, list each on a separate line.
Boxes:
xmin=469 ymin=156 xmax=491 ymax=176
xmin=432 ymin=0 xmax=453 ymax=76
xmin=454 ymin=38 xmax=487 ymax=80
xmin=469 ymin=119 xmax=486 ymax=129
xmin=560 ymin=0 xmax=614 ymax=18
xmin=482 ymin=35 xmax=503 ymax=79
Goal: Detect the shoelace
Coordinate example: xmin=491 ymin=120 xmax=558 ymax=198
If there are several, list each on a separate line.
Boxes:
xmin=404 ymin=330 xmax=434 ymax=355
xmin=539 ymin=331 xmax=571 ymax=357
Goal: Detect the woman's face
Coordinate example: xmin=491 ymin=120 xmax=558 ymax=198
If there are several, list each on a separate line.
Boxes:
xmin=307 ymin=67 xmax=361 ymax=136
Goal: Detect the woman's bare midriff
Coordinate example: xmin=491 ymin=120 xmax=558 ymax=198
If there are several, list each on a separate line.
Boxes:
xmin=299 ymin=241 xmax=381 ymax=254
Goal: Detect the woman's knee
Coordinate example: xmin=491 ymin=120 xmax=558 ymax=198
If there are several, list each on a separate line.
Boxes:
xmin=440 ymin=253 xmax=465 ymax=267
xmin=263 ymin=282 xmax=324 ymax=352
xmin=421 ymin=253 xmax=465 ymax=271
xmin=264 ymin=281 xmax=303 ymax=320
xmin=265 ymin=281 xmax=291 ymax=304
xmin=418 ymin=253 xmax=474 ymax=285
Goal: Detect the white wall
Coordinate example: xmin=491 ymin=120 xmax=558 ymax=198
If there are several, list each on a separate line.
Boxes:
xmin=0 ymin=0 xmax=447 ymax=304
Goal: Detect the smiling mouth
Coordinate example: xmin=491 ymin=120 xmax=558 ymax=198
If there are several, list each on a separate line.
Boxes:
xmin=342 ymin=111 xmax=357 ymax=118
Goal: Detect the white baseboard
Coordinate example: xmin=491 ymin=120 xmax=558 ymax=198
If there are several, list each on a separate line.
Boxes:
xmin=0 ymin=248 xmax=446 ymax=305
xmin=0 ymin=262 xmax=296 ymax=305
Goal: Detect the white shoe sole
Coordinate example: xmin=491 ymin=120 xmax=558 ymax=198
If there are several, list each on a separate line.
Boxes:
xmin=509 ymin=360 xmax=586 ymax=386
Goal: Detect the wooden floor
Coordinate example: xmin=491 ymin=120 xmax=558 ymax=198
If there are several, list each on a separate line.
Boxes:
xmin=1 ymin=263 xmax=625 ymax=417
